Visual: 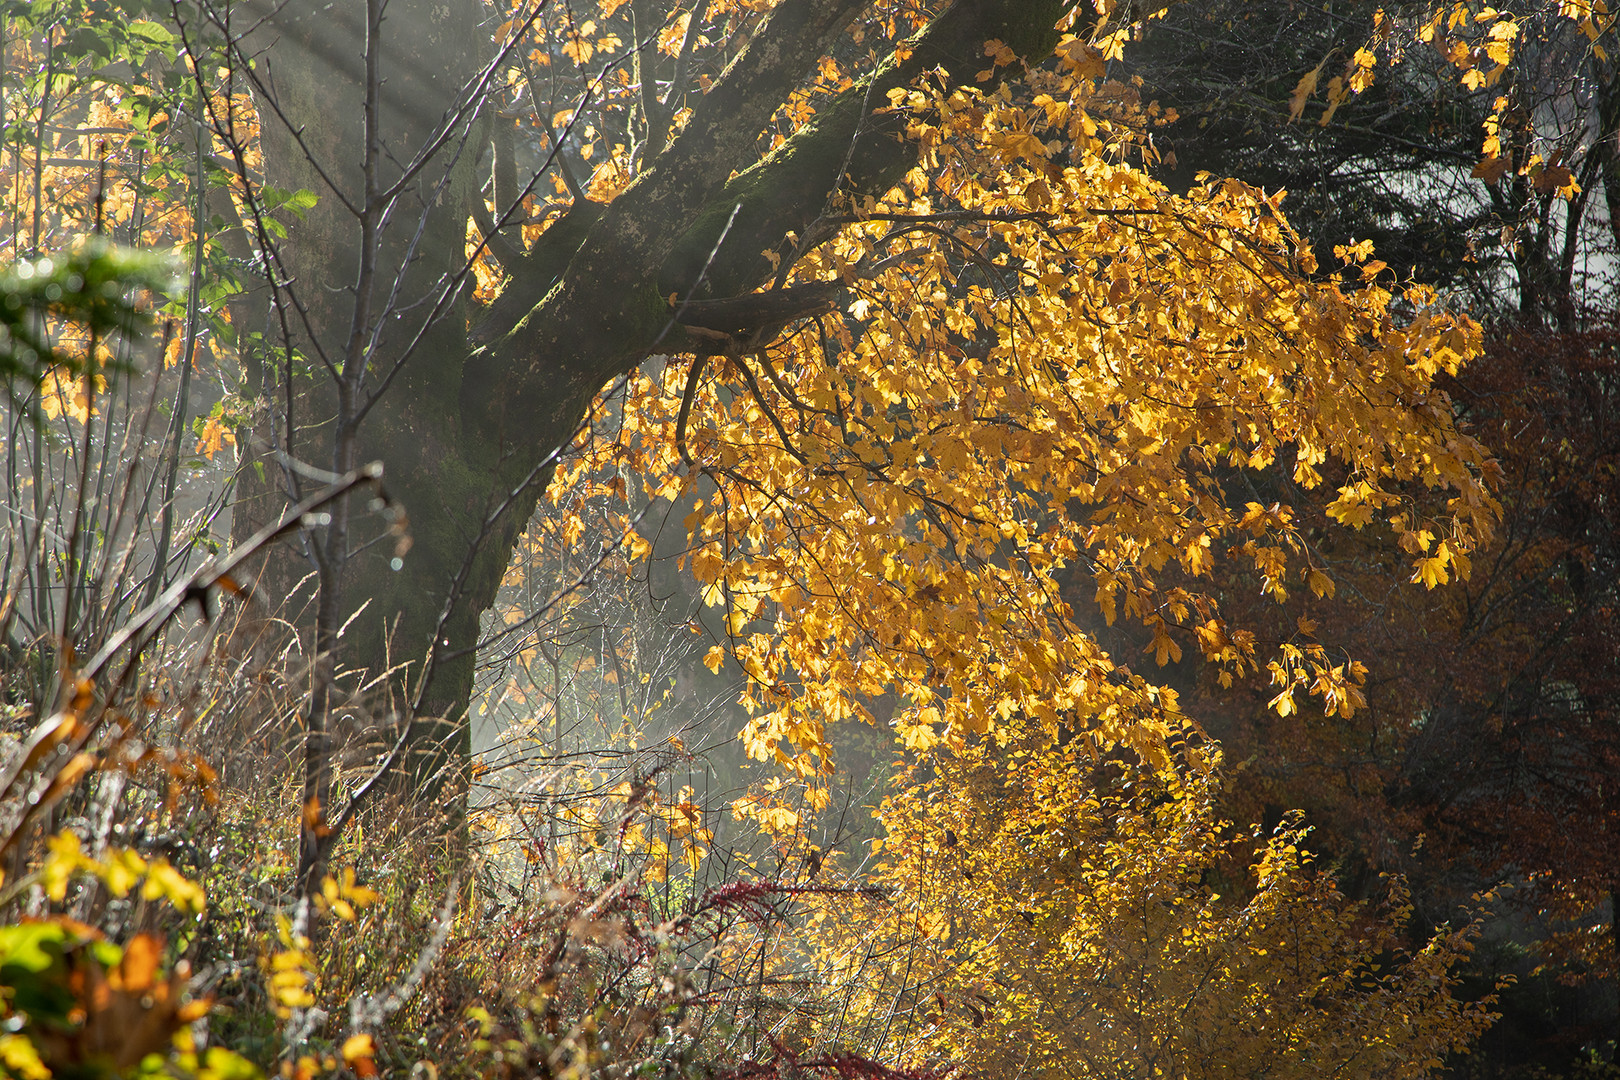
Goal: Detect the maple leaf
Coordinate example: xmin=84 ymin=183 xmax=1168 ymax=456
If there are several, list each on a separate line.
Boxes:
xmin=1412 ymin=554 xmax=1450 ymax=589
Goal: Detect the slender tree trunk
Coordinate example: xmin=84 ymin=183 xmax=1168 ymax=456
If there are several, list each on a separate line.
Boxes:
xmin=232 ymin=0 xmax=486 ymax=802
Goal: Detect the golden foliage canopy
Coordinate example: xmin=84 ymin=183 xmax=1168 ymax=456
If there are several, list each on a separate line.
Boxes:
xmin=563 ymin=35 xmax=1500 ymax=778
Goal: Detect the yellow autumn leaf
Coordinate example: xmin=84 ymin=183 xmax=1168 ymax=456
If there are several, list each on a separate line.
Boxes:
xmin=196 ymin=414 xmax=234 ymax=460
xmin=1412 ymin=555 xmax=1450 ymax=589
xmin=142 ymin=858 xmax=206 ymax=914
xmin=103 ymin=847 xmax=148 ymax=897
xmin=42 ymin=830 xmax=86 ymax=901
xmin=0 ymin=1035 xmax=50 ymax=1080
xmin=341 ymin=1035 xmax=376 ymax=1065
xmin=1326 ymin=495 xmax=1375 ymax=529
xmin=1288 ymin=62 xmax=1323 ymax=122
xmin=39 ymin=367 xmax=107 ymax=423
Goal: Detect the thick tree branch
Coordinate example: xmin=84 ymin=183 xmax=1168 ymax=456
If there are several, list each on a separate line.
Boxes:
xmin=401 ymin=0 xmax=1077 ymax=783
xmin=675 ymin=282 xmax=841 ymax=339
xmin=466 ymin=0 xmax=860 ymax=352
xmin=466 ymin=0 xmax=1071 ymax=431
xmin=664 ymin=0 xmax=1074 ymax=301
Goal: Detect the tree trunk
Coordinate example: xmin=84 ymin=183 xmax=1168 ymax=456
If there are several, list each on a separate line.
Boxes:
xmin=235 ymin=0 xmax=1074 ymax=805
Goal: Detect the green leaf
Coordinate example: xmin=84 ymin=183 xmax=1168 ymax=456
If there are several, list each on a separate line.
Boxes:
xmin=0 ymin=923 xmax=77 ymax=1028
xmin=0 ymin=240 xmax=175 ymax=421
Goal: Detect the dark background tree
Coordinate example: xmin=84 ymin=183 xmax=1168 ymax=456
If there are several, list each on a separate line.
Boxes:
xmin=1171 ymin=323 xmax=1620 ymax=1076
xmin=1128 ymin=0 xmax=1619 ymax=324
xmin=1113 ymin=2 xmax=1620 ymax=1071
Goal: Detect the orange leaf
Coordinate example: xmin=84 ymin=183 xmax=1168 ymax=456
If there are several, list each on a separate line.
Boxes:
xmin=117 ymin=933 xmax=163 ymax=993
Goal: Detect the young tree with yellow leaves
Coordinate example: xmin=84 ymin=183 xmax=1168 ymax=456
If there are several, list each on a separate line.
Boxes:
xmin=793 ymin=730 xmax=1497 ymax=1080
